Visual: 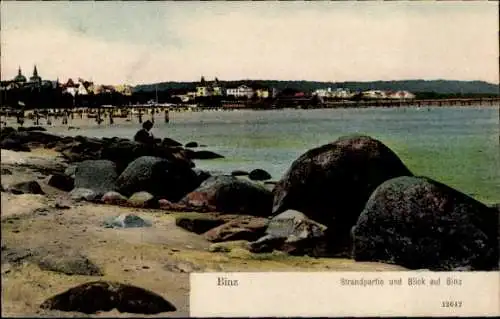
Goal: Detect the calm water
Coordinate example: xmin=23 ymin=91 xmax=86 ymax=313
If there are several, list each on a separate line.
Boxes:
xmin=58 ymin=106 xmax=500 ymax=204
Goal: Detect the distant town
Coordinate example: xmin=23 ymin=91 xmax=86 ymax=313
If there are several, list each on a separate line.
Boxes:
xmin=1 ymin=65 xmax=499 ymax=110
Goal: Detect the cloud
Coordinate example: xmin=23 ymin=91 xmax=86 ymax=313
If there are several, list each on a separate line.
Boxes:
xmin=1 ymin=2 xmax=498 ymax=85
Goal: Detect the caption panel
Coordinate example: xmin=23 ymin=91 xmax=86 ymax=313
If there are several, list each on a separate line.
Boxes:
xmin=190 ymin=271 xmax=499 ymax=317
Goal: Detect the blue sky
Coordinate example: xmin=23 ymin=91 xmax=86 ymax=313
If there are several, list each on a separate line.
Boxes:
xmin=1 ymin=1 xmax=498 ymax=85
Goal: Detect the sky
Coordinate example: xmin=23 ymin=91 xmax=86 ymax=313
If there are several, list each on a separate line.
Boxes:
xmin=1 ymin=1 xmax=498 ymax=85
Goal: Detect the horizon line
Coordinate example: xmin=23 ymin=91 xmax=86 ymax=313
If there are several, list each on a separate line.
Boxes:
xmin=2 ymin=75 xmax=499 ymax=86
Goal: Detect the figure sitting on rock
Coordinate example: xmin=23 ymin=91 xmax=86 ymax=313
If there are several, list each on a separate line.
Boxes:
xmin=134 ymin=120 xmax=156 ymax=145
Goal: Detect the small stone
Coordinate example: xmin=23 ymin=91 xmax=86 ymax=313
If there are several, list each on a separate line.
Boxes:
xmin=7 ymin=180 xmax=45 ymax=195
xmin=55 ymin=199 xmax=71 ymax=209
xmin=1 ymin=168 xmax=13 ymax=175
xmin=101 ymin=191 xmax=128 ymax=206
xmin=103 ymin=214 xmax=152 ymax=228
xmin=175 ymin=213 xmax=226 ymax=234
xmin=127 ymin=191 xmax=156 ymax=208
xmin=248 ymin=169 xmax=272 ymax=181
xmin=70 ymin=188 xmax=99 ymax=202
xmin=209 ymin=240 xmax=250 ymax=253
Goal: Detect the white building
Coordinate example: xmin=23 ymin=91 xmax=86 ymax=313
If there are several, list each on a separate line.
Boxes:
xmin=313 ymin=87 xmax=353 ymax=99
xmin=388 ymin=90 xmax=416 ymax=100
xmin=226 ymin=85 xmax=254 ymax=98
xmin=362 ymin=90 xmax=388 ymax=99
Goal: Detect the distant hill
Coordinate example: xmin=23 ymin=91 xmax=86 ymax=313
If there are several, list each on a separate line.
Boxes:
xmin=133 ymin=79 xmax=499 ymax=95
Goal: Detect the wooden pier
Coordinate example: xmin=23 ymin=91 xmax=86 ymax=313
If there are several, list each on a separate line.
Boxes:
xmin=322 ymin=97 xmax=500 ymax=108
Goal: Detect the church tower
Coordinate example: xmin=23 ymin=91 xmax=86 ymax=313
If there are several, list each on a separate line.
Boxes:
xmin=29 ymin=65 xmax=42 ymax=83
xmin=14 ymin=66 xmax=27 ymax=83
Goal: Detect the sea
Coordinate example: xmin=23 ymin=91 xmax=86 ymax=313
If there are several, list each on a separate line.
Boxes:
xmin=57 ymin=106 xmax=500 ymax=204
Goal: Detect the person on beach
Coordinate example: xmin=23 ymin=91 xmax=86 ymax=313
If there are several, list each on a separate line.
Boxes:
xmin=138 ymin=109 xmax=143 ymax=124
xmin=164 ymin=109 xmax=170 ymax=123
xmin=17 ymin=111 xmax=25 ymax=126
xmin=134 ymin=120 xmax=155 ymax=145
xmin=62 ymin=111 xmax=68 ymax=125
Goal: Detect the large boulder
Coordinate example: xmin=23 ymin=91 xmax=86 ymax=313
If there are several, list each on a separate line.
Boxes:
xmin=115 ymin=156 xmax=199 ymax=201
xmin=180 ymin=175 xmax=273 ymax=216
xmin=74 ymin=160 xmax=118 ymax=196
xmin=40 ymin=281 xmax=176 ymax=314
xmin=272 ymin=135 xmax=412 ymax=253
xmin=352 ymin=176 xmax=499 ymax=271
xmin=100 ymin=141 xmax=193 ymax=174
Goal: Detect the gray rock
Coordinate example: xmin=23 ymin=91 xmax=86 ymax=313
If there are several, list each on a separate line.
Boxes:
xmin=7 ymin=180 xmax=45 ymax=195
xmin=115 ymin=156 xmax=199 ymax=201
xmin=101 ymin=191 xmax=128 ymax=205
xmin=64 ymin=165 xmax=77 ymax=178
xmin=180 ymin=175 xmax=273 ymax=216
xmin=127 ymin=191 xmax=156 ymax=208
xmin=250 ymin=210 xmax=328 ymax=256
xmin=203 ymin=216 xmax=269 ymax=243
xmin=248 ymin=169 xmax=272 ymax=181
xmin=74 ymin=160 xmax=118 ymax=196
xmin=103 ymin=214 xmax=152 ymax=228
xmin=1 ymin=246 xmax=37 ymax=265
xmin=175 ymin=213 xmax=227 ymax=234
xmin=231 ymin=170 xmax=249 ymax=177
xmin=70 ymin=188 xmax=99 ymax=202
xmin=36 ymin=252 xmax=103 ymax=276
xmin=352 ymin=176 xmax=499 ymax=271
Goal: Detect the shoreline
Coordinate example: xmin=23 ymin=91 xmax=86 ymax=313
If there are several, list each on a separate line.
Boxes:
xmin=1 ymin=104 xmax=498 ymax=131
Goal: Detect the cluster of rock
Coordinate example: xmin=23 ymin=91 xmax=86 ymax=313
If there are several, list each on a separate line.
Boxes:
xmin=170 ymin=134 xmax=499 ymax=271
xmin=1 ymin=126 xmax=498 ymax=271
